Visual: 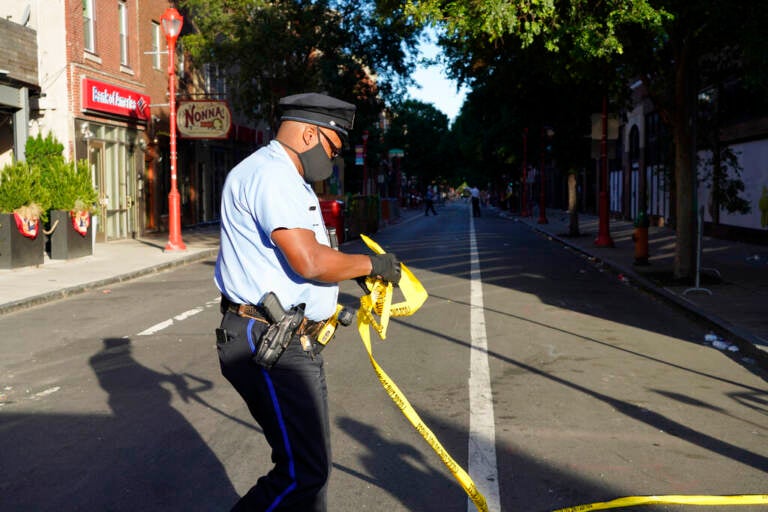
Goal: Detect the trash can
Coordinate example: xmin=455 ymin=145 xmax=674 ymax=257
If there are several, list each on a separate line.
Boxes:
xmin=319 ymin=199 xmax=345 ymax=245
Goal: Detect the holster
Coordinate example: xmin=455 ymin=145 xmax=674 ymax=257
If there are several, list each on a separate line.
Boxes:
xmin=216 ymin=293 xmax=306 ymax=369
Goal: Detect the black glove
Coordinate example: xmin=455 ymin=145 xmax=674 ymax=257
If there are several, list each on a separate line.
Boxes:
xmin=369 ymin=253 xmax=402 ymax=284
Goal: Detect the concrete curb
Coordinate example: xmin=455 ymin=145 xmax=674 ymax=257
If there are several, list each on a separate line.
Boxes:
xmin=521 ymin=221 xmax=768 ymax=370
xmin=0 ymin=248 xmax=218 ymax=316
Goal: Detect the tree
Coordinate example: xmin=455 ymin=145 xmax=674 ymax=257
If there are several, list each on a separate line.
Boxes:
xmin=383 ymin=99 xmax=450 ymax=187
xmin=180 ymin=0 xmax=421 ymax=137
xmin=389 ymin=0 xmax=768 ymax=280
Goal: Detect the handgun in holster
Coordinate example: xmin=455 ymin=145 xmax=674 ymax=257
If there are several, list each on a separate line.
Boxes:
xmin=252 ymin=292 xmax=305 ymax=369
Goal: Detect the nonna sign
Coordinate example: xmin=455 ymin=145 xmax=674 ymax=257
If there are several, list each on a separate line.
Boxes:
xmin=176 ymin=100 xmax=232 ymax=139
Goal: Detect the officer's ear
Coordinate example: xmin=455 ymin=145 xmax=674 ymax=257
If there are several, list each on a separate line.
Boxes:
xmin=300 ymin=124 xmax=317 ymax=148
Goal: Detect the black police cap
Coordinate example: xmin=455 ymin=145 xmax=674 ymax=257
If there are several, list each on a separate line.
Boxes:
xmin=279 ymin=93 xmax=356 ymax=138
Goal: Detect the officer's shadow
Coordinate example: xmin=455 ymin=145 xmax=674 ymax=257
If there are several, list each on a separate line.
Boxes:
xmin=85 ymin=337 xmax=239 ymax=510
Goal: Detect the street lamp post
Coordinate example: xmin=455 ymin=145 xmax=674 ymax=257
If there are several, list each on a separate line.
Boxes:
xmin=537 ymin=126 xmax=550 ymax=224
xmin=161 ymin=7 xmax=186 ymax=251
xmin=361 ymin=130 xmax=369 ymax=195
xmin=594 ymin=95 xmax=615 ymax=247
xmin=521 ymin=127 xmax=528 ymax=216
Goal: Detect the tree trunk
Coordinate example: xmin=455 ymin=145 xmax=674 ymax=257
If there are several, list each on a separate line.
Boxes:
xmin=672 ymin=41 xmax=696 ymax=280
xmin=567 ymin=172 xmax=580 ymax=236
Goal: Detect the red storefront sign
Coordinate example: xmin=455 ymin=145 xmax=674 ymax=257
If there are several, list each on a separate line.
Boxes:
xmin=81 ymin=78 xmax=150 ymax=120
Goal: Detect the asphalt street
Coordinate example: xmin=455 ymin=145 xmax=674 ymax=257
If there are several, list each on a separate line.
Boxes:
xmin=0 ymin=200 xmax=766 ymax=511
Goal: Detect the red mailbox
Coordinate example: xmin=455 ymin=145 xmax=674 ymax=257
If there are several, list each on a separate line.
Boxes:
xmin=319 ymin=199 xmax=345 ymax=245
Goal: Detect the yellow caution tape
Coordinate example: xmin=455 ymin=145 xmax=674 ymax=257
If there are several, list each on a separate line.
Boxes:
xmin=353 ymin=237 xmax=767 ymax=512
xmin=552 ymin=494 xmax=768 ymax=511
xmin=356 ymin=235 xmax=489 ymax=512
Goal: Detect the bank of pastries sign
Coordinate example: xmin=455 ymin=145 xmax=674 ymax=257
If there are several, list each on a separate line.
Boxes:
xmin=177 ymin=101 xmax=232 ymax=139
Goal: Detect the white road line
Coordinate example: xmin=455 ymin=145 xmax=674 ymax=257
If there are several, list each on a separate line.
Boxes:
xmin=174 ymin=307 xmax=204 ymax=321
xmin=136 ymin=298 xmax=219 ymax=337
xmin=136 ymin=319 xmax=174 ymax=336
xmin=468 ymin=210 xmax=501 ymax=512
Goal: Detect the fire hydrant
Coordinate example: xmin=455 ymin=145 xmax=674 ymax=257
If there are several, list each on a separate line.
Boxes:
xmin=632 ymin=210 xmax=650 ymax=265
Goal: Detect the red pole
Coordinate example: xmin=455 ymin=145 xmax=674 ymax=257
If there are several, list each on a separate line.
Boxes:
xmin=594 ymin=94 xmax=614 ymax=247
xmin=537 ymin=126 xmax=548 ymax=224
xmin=362 ymin=130 xmax=369 ymax=195
xmin=521 ymin=128 xmax=528 ymax=216
xmin=164 ymin=11 xmax=186 ymax=251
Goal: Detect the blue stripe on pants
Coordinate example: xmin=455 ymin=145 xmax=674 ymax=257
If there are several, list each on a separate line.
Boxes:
xmin=262 ymin=367 xmax=298 ymax=511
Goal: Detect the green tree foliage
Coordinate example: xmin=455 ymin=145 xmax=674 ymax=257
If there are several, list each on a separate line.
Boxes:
xmin=180 ymin=0 xmax=420 ymax=136
xmin=392 ymin=0 xmax=768 ymax=279
xmin=383 ymin=99 xmax=450 ymax=186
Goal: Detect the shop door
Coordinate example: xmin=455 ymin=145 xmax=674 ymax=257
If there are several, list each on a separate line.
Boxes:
xmin=90 ymin=142 xmax=107 ymax=242
xmin=92 ymin=142 xmax=133 ymax=240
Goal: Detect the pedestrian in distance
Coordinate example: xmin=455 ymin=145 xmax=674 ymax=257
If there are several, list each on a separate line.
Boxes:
xmin=424 ymin=187 xmax=438 ymax=216
xmin=214 ymin=92 xmax=402 ymax=512
xmin=470 ymin=185 xmax=481 ymax=217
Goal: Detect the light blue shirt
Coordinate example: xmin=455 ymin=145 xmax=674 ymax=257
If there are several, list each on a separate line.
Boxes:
xmin=214 ymin=140 xmax=337 ymax=320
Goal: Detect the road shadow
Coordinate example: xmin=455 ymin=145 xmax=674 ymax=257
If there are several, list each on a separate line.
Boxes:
xmin=0 ymin=337 xmax=238 ymax=511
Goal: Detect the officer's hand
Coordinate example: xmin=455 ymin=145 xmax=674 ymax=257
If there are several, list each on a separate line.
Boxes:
xmin=369 ymin=253 xmax=402 ymax=285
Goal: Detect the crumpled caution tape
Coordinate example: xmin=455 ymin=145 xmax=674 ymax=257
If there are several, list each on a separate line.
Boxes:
xmin=356 ymin=234 xmax=489 ymax=512
xmin=552 ymin=494 xmax=768 ymax=511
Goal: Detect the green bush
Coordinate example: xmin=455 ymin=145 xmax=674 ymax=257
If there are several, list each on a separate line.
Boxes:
xmin=0 ymin=161 xmax=51 ymax=222
xmin=26 ymin=133 xmax=98 ymax=214
xmin=42 ymin=158 xmax=98 ymax=213
xmin=0 ymin=133 xmax=98 ymax=224
xmin=26 ymin=132 xmax=64 ymax=168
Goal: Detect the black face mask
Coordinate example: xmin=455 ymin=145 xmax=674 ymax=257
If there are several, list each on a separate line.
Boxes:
xmin=279 ymin=139 xmax=334 ymax=184
xmin=296 ymin=141 xmax=334 ymax=183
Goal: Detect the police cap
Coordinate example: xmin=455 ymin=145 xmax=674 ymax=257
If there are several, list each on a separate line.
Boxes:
xmin=279 ymin=93 xmax=356 ymax=138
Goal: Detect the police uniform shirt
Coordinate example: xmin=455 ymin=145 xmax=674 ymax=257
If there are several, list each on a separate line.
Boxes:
xmin=214 ymin=140 xmax=337 ymax=321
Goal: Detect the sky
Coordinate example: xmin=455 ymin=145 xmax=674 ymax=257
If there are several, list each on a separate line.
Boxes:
xmin=406 ymin=37 xmax=468 ymax=123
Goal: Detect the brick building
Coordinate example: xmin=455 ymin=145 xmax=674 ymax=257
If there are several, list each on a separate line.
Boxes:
xmin=0 ymin=0 xmax=264 ymax=242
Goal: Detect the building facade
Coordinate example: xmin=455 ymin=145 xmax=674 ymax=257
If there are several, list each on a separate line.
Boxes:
xmin=0 ymin=0 xmax=265 ymax=243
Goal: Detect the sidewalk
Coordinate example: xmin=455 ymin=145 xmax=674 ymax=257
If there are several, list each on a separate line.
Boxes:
xmin=509 ymin=209 xmax=768 ymax=366
xmin=0 ymin=224 xmax=221 ymax=316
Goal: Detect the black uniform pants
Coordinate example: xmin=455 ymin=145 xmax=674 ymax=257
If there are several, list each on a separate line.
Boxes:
xmin=219 ymin=312 xmax=331 ymax=512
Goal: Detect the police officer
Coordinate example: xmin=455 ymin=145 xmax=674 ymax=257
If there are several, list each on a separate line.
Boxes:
xmin=214 ymin=92 xmax=401 ymax=511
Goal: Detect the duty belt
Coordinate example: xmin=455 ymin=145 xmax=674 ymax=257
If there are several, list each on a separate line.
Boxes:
xmin=220 ymin=295 xmax=324 ymax=337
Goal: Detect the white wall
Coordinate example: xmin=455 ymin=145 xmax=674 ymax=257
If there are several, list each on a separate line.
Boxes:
xmin=29 ymin=0 xmax=71 ymax=158
xmin=0 ymin=0 xmax=69 ymax=158
xmin=698 ymin=138 xmax=768 ymax=230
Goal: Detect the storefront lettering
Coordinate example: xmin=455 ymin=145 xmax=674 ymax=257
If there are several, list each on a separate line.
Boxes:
xmin=91 ymin=86 xmax=138 ymax=111
xmin=182 ymin=104 xmax=227 ymax=128
xmin=177 ymin=100 xmax=231 ymax=139
xmin=81 ymin=78 xmax=149 ymax=120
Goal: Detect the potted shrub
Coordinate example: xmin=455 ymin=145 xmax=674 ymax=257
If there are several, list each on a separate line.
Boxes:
xmin=30 ymin=134 xmax=98 ymax=260
xmin=0 ymin=161 xmax=50 ymax=269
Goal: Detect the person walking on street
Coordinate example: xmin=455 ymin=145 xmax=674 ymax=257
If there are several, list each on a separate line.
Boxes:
xmin=424 ymin=187 xmax=438 ymax=216
xmin=214 ymin=92 xmax=402 ymax=512
xmin=470 ymin=185 xmax=481 ymax=217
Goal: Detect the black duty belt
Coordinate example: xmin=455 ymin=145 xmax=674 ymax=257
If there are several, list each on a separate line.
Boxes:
xmin=220 ymin=295 xmax=324 ymax=337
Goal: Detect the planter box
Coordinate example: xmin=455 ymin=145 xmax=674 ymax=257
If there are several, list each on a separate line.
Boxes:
xmin=0 ymin=212 xmax=45 ymax=269
xmin=48 ymin=209 xmax=93 ymax=260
